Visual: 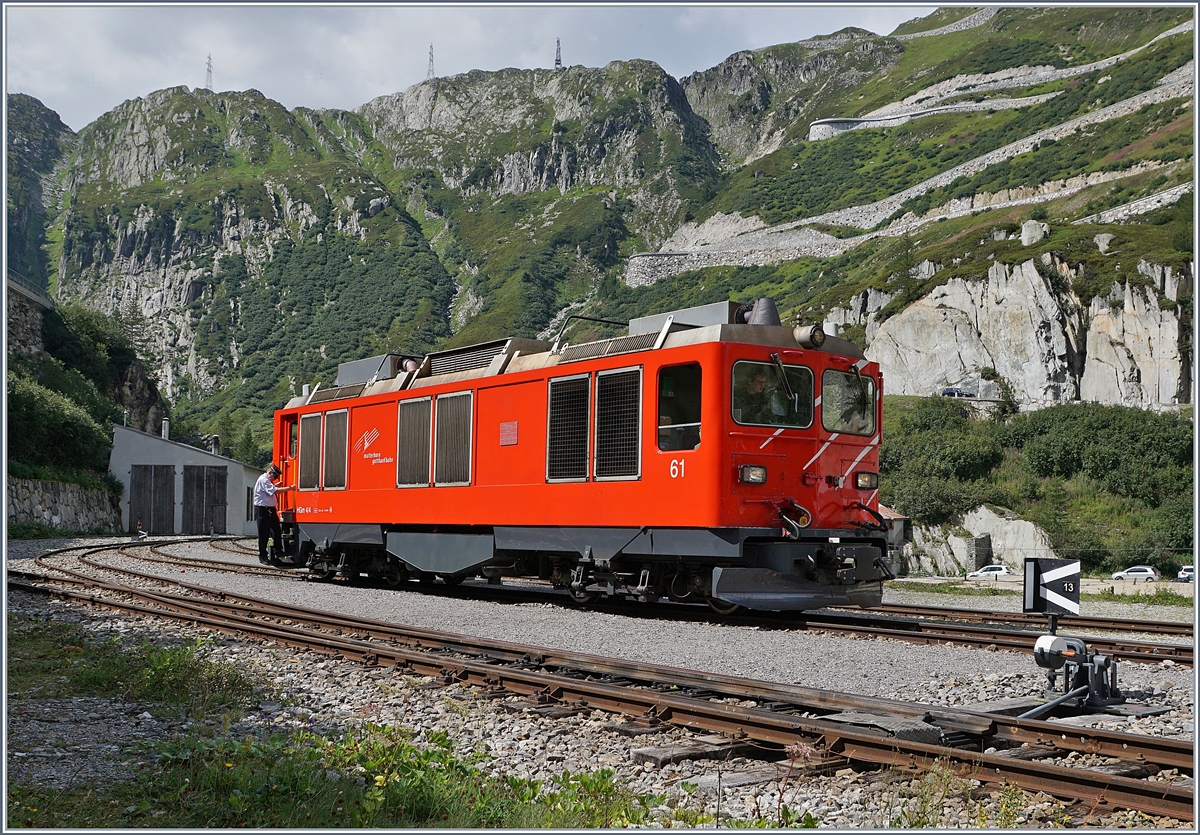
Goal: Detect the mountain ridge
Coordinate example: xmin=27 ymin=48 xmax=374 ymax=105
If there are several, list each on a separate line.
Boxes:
xmin=6 ymin=6 xmax=1193 ymax=449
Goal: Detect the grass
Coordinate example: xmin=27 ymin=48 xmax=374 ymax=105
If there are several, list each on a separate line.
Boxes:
xmin=888 ymin=579 xmax=1019 ymax=597
xmin=1082 ymin=584 xmax=1193 ymax=607
xmin=5 ymin=611 xmax=756 ymax=828
xmin=6 ymin=523 xmax=121 ymax=540
xmin=888 ymin=579 xmax=1194 ymax=607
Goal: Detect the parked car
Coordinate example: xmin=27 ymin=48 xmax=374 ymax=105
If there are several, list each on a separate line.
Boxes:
xmin=966 ymin=564 xmax=1013 ymax=579
xmin=940 ymin=387 xmax=971 ymax=398
xmin=1110 ymin=565 xmax=1162 ymax=582
xmin=1175 ymin=566 xmax=1193 ymax=582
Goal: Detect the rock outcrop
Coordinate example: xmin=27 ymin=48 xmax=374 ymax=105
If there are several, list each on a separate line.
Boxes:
xmin=827 ymin=255 xmax=1191 ymax=410
xmin=861 ymin=259 xmax=1085 ymax=404
xmin=905 ymin=505 xmax=1056 ymax=576
xmin=1080 ymin=281 xmax=1189 ymax=407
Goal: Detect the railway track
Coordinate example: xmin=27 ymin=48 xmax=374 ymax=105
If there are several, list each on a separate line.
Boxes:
xmin=27 ymin=537 xmax=1195 ymax=667
xmin=862 ymin=603 xmax=1195 ymax=638
xmin=6 ymin=540 xmax=1195 ymax=821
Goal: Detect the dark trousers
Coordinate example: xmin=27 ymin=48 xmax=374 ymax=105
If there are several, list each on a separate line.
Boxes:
xmin=255 ymin=506 xmax=282 ymax=561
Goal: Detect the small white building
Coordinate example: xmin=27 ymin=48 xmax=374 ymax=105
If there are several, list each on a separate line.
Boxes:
xmin=109 ymin=424 xmax=263 ymax=536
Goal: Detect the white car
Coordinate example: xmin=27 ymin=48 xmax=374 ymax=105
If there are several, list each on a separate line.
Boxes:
xmin=1110 ymin=565 xmax=1161 ymax=582
xmin=1175 ymin=566 xmax=1193 ymax=582
xmin=966 ymin=564 xmax=1012 ymax=579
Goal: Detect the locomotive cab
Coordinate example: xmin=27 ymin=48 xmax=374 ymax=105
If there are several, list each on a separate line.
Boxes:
xmin=270 ymin=298 xmax=890 ymax=612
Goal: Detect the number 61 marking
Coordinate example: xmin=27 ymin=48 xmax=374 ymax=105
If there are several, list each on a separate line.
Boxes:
xmin=670 ymin=459 xmax=686 ymax=478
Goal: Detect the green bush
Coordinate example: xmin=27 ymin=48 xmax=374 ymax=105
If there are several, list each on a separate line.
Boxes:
xmin=6 ymin=372 xmax=111 ymax=469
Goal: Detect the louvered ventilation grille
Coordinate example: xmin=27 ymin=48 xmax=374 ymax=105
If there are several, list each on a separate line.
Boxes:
xmin=427 ymin=340 xmax=509 ymax=376
xmin=309 ymin=383 xmax=366 ymax=404
xmin=396 ymin=399 xmax=432 ymax=486
xmin=595 ymin=370 xmax=641 ymax=479
xmin=560 ymin=331 xmax=658 ymax=363
xmin=322 ymin=411 xmax=349 ymax=489
xmin=434 ymin=393 xmax=473 ymax=485
xmin=298 ymin=414 xmax=322 ymax=490
xmin=547 ymin=377 xmax=590 ymax=481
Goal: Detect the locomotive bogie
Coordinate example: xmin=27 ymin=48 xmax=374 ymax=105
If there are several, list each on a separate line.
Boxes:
xmin=273 ymin=300 xmax=889 ymax=611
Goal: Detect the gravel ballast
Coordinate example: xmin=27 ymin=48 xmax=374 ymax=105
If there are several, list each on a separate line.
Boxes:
xmin=6 ymin=537 xmax=1195 ymax=828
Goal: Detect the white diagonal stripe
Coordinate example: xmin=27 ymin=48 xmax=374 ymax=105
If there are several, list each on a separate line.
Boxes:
xmin=842 ymin=434 xmax=880 ymax=480
xmin=759 ymin=428 xmax=786 ymax=449
xmin=1040 ymin=586 xmax=1080 ymax=614
xmin=1040 ymin=562 xmax=1081 ymax=583
xmin=805 ymin=435 xmax=838 ymax=469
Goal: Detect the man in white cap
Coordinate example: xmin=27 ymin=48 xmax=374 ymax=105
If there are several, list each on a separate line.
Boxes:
xmin=253 ymin=464 xmax=295 ymax=565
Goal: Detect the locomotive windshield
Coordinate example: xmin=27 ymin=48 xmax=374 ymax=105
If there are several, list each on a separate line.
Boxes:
xmin=731 ymin=360 xmax=813 ymax=428
xmin=822 ymin=369 xmax=876 ymax=435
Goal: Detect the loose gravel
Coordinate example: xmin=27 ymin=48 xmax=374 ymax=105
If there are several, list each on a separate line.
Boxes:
xmin=6 ymin=536 xmax=1196 ymax=828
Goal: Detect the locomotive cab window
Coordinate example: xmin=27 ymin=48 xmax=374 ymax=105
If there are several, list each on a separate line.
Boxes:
xmin=658 ymin=363 xmax=701 ymax=451
xmin=731 ymin=360 xmax=813 ymax=428
xmin=822 ymin=369 xmax=876 ymax=436
xmin=297 ymin=413 xmax=322 ymax=490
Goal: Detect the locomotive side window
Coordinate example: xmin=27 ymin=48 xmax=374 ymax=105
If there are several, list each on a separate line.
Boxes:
xmin=821 ymin=369 xmax=876 ymax=436
xmin=658 ymin=363 xmax=701 ymax=451
xmin=434 ymin=391 xmax=473 ymax=486
xmin=288 ymin=421 xmax=298 ymax=458
xmin=547 ymin=375 xmax=590 ymax=481
xmin=298 ymin=414 xmax=322 ymax=490
xmin=396 ymin=397 xmax=432 ymax=487
xmin=322 ymin=410 xmax=349 ymax=489
xmin=594 ymin=367 xmax=641 ymax=480
xmin=731 ymin=360 xmax=813 ymax=428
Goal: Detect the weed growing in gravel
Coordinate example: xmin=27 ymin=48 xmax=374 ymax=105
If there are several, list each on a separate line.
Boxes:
xmin=9 ymin=721 xmax=667 ymax=829
xmin=6 ymin=613 xmax=256 ymax=713
xmin=878 ymin=759 xmax=969 ymax=828
xmin=1083 ymin=584 xmax=1193 ymax=607
xmin=5 ymin=611 xmax=685 ymax=828
xmin=994 ymin=781 xmax=1029 ymax=828
xmin=886 ymin=580 xmax=1018 ymax=597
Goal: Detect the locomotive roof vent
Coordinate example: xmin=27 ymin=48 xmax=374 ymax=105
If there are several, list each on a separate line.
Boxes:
xmin=336 ymin=353 xmax=407 ymax=387
xmin=629 ymin=297 xmax=782 ymax=335
xmin=421 ymin=337 xmax=552 ymax=378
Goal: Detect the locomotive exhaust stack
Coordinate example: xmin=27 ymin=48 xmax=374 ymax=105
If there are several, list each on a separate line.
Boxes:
xmin=273 ymin=297 xmax=888 ymax=612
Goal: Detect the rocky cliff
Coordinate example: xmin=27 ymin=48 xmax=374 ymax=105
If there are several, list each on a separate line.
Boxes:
xmin=9 ymin=6 xmax=1193 ymax=435
xmin=6 ymin=93 xmax=74 ymax=284
xmin=358 ymin=60 xmax=720 ymax=248
xmin=826 ymin=250 xmax=1191 ymax=410
xmin=50 ymin=87 xmax=453 ymax=405
xmin=680 ymin=28 xmax=904 ymax=165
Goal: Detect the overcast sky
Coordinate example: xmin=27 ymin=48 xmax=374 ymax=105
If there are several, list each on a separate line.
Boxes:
xmin=5 ymin=3 xmax=935 ymax=132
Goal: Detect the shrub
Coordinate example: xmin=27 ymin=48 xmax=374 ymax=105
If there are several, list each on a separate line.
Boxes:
xmin=6 ymin=372 xmax=111 ymax=470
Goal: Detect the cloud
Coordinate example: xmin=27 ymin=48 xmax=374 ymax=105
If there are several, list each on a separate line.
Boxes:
xmin=5 ymin=4 xmax=935 ymax=130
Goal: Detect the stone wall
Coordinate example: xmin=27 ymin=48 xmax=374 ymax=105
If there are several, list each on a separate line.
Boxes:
xmin=6 ymin=290 xmax=47 ymax=357
xmin=7 ymin=477 xmax=122 ymax=533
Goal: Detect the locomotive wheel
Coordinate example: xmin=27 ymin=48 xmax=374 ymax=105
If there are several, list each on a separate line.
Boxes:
xmin=382 ymin=568 xmax=406 ymax=587
xmin=706 ymin=596 xmax=743 ymax=616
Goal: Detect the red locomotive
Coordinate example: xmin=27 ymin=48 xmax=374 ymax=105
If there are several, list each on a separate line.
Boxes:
xmin=270 ymin=298 xmax=891 ymax=612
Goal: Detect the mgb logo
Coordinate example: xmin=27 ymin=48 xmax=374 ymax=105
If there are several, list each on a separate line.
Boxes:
xmin=353 ymin=427 xmax=380 ymax=455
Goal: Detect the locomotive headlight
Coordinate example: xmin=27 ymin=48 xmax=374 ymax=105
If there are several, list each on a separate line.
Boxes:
xmin=855 ymin=471 xmax=879 ymax=490
xmin=739 ymin=465 xmax=768 ymax=484
xmin=794 ymin=324 xmax=826 ymax=349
